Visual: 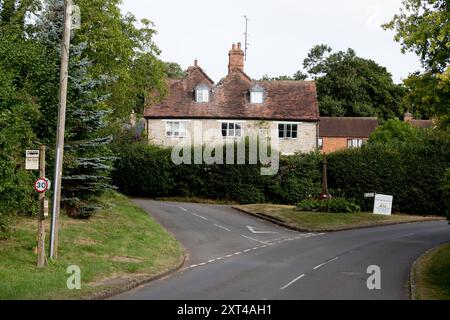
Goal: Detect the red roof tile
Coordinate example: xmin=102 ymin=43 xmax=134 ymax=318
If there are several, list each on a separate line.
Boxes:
xmin=320 ymin=117 xmax=379 ymax=138
xmin=144 ymin=67 xmax=320 ymax=121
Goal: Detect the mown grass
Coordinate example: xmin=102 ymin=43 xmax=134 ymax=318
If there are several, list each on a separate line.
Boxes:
xmin=235 ymin=204 xmax=443 ymax=232
xmin=0 ymin=192 xmax=183 ymax=300
xmin=414 ymin=243 xmax=450 ymax=300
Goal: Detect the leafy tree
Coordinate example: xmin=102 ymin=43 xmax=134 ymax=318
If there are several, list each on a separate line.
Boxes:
xmin=300 ymin=45 xmax=405 ymax=119
xmin=38 ymin=0 xmax=114 ymax=218
xmin=73 ymin=0 xmax=167 ymax=119
xmin=401 ymin=71 xmax=450 ymax=120
xmin=384 ymin=0 xmax=450 ymax=124
xmin=383 ymin=0 xmax=450 ymax=73
xmin=368 ymin=119 xmax=422 ymax=144
xmin=164 ymin=62 xmax=187 ymax=78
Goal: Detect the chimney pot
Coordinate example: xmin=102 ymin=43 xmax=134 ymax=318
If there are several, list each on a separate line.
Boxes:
xmin=404 ymin=111 xmax=413 ymax=123
xmin=194 ymin=59 xmax=198 ymax=67
xmin=228 ymin=42 xmax=245 ymax=74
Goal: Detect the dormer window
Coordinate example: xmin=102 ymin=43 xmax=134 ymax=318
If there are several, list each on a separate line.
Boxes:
xmin=250 ymin=84 xmax=265 ymax=104
xmin=195 ymin=84 xmax=210 ymax=103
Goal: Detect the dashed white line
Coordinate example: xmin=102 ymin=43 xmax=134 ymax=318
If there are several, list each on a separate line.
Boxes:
xmin=214 ymin=224 xmax=231 ymax=232
xmin=177 ymin=206 xmax=188 ymax=212
xmin=191 ymin=213 xmax=208 ymax=221
xmin=313 ymin=263 xmax=326 ymax=270
xmin=313 ymin=257 xmax=339 ymax=270
xmin=280 ymin=274 xmax=306 ymax=290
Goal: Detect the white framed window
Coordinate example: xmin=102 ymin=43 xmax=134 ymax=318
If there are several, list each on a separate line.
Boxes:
xmin=166 ymin=121 xmax=188 ymax=138
xmin=221 ymin=122 xmax=242 ymax=138
xmin=250 ymin=84 xmax=265 ymax=104
xmin=347 ymin=138 xmax=364 ymax=149
xmin=278 ymin=123 xmax=298 ymax=139
xmin=318 ymin=138 xmax=324 ymax=150
xmin=195 ymin=84 xmax=210 ymax=103
xmin=251 ymin=91 xmax=264 ymax=104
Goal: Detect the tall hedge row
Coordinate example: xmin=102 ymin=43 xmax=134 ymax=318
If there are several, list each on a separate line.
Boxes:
xmin=113 ymin=130 xmax=449 ymax=216
xmin=327 ymin=131 xmax=450 ymax=216
xmin=112 ymin=143 xmax=323 ymax=205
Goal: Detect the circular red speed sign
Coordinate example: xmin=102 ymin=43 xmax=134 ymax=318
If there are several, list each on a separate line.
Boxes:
xmin=34 ymin=178 xmax=49 ymax=193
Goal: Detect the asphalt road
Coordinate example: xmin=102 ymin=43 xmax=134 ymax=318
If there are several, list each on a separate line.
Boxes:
xmin=114 ymin=200 xmax=450 ymax=300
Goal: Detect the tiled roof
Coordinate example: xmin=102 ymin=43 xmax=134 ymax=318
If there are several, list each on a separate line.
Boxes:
xmin=320 ymin=117 xmax=379 ymax=138
xmin=409 ymin=119 xmax=434 ymax=129
xmin=144 ymin=67 xmax=320 ymax=121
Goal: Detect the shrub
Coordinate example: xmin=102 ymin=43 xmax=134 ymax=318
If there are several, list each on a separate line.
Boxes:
xmin=112 ymin=143 xmax=322 ymax=205
xmin=296 ymin=198 xmax=361 ymax=213
xmin=328 ymin=130 xmax=450 ymax=216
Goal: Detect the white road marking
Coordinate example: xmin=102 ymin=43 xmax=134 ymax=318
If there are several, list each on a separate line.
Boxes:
xmin=214 ymin=224 xmax=231 ymax=232
xmin=234 ymin=252 xmax=242 ymax=255
xmin=177 ymin=206 xmax=188 ymax=212
xmin=280 ymin=274 xmax=306 ymax=290
xmin=247 ymin=226 xmax=279 ymax=234
xmin=191 ymin=212 xmax=208 ymax=221
xmin=314 ymin=257 xmax=339 ymax=270
xmin=313 ymin=263 xmax=326 ymax=270
xmin=240 ymin=234 xmax=268 ymax=245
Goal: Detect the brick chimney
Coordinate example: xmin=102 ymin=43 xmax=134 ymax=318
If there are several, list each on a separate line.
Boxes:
xmin=404 ymin=111 xmax=413 ymax=123
xmin=228 ymin=42 xmax=245 ymax=74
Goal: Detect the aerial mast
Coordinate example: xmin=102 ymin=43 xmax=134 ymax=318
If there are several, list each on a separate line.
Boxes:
xmin=243 ymin=15 xmax=250 ymax=61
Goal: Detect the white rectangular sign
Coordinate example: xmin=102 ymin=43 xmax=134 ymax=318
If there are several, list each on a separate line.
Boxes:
xmin=25 ymin=150 xmax=40 ymax=170
xmin=373 ymin=194 xmax=393 ymax=215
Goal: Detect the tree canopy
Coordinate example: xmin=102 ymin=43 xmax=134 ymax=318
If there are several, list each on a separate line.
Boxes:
xmin=300 ymin=45 xmax=405 ymax=119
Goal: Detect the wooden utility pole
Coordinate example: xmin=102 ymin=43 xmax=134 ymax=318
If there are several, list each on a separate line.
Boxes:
xmin=49 ymin=0 xmax=72 ymax=260
xmin=37 ymin=145 xmax=47 ymax=268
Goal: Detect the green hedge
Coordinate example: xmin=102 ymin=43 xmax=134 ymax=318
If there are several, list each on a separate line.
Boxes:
xmin=113 ymin=130 xmax=449 ymax=216
xmin=327 ymin=130 xmax=450 ymax=216
xmin=296 ymin=198 xmax=361 ymax=213
xmin=112 ymin=143 xmax=322 ymax=205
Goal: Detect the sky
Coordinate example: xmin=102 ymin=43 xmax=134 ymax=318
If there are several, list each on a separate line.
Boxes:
xmin=120 ymin=0 xmax=423 ymax=84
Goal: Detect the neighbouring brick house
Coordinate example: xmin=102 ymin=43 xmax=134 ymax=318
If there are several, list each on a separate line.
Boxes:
xmin=144 ymin=43 xmax=320 ymax=155
xmin=319 ymin=117 xmax=379 ymax=154
xmin=404 ymin=112 xmax=434 ymax=129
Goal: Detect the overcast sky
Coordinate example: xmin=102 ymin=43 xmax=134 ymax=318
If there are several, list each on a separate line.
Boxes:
xmin=120 ymin=0 xmax=422 ymax=84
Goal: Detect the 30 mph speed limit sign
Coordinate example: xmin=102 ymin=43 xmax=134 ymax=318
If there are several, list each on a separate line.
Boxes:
xmin=34 ymin=178 xmax=49 ymax=193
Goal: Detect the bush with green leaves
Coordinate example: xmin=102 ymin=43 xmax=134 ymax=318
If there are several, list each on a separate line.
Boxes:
xmin=113 ymin=143 xmax=322 ymax=204
xmin=296 ymin=198 xmax=361 ymax=213
xmin=328 ymin=129 xmax=450 ymax=216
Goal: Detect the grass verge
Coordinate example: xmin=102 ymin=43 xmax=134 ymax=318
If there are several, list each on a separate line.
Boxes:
xmin=0 ymin=192 xmax=184 ymax=300
xmin=413 ymin=243 xmax=450 ymax=300
xmin=234 ymin=204 xmax=444 ymax=232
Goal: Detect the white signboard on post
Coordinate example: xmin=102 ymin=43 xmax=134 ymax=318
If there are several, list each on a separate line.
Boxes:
xmin=26 ymin=150 xmax=40 ymax=170
xmin=373 ymin=194 xmax=393 ymax=215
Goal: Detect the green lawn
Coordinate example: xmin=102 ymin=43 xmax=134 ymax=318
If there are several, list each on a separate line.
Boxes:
xmin=0 ymin=192 xmax=184 ymax=300
xmin=413 ymin=243 xmax=450 ymax=300
xmin=235 ymin=204 xmax=443 ymax=232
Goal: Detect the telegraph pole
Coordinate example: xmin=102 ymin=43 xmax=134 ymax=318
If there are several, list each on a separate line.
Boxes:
xmin=49 ymin=0 xmax=73 ymax=260
xmin=37 ymin=145 xmax=47 ymax=268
